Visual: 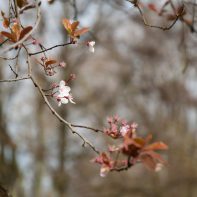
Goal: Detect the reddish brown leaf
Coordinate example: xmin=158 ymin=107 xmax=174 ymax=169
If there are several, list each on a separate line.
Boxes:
xmin=148 ymin=3 xmax=158 ymax=13
xmin=62 ymin=18 xmax=72 ymax=33
xmin=1 ymin=31 xmax=16 ymax=42
xmin=134 ymin=137 xmax=145 ymax=147
xmin=74 ymin=27 xmax=89 ymax=36
xmin=144 ymin=134 xmax=152 ymax=144
xmin=71 ymin=21 xmax=79 ymax=32
xmin=140 ymin=154 xmax=157 ymax=170
xmin=16 ymin=0 xmax=27 ymax=8
xmin=3 ymin=18 xmax=9 ymax=28
xmin=166 ymin=14 xmax=177 ymax=21
xmin=177 ymin=5 xmax=185 ymax=16
xmin=0 ymin=34 xmax=4 ymax=43
xmin=144 ymin=142 xmax=168 ymax=151
xmin=1 ymin=11 xmax=9 ymax=28
xmin=145 ymin=151 xmax=166 ymax=164
xmin=11 ymin=23 xmax=21 ymax=40
xmin=19 ymin=26 xmax=33 ymax=40
xmin=45 ymin=59 xmax=57 ymax=67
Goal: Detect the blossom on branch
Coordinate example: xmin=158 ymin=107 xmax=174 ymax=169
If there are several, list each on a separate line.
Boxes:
xmin=92 ymin=152 xmax=114 ymax=177
xmin=56 ymin=80 xmax=75 ymax=106
xmin=92 ymin=116 xmax=168 ymax=177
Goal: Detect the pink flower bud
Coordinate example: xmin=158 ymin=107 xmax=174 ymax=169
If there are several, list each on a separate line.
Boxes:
xmin=51 ymin=83 xmax=58 ymax=88
xmin=32 ymin=39 xmax=39 ymax=45
xmin=59 ymin=61 xmax=66 ymax=68
xmin=70 ymin=73 xmax=76 ymax=80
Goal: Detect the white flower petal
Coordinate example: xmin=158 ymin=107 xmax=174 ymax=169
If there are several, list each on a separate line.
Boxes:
xmin=59 ymin=86 xmax=71 ymax=96
xmin=59 ymin=80 xmax=66 ymax=87
xmin=68 ymin=94 xmax=75 ymax=104
xmin=89 ymin=41 xmax=95 ymax=46
xmin=100 ymin=166 xmax=109 ymax=177
xmin=89 ymin=46 xmax=94 ymax=53
xmin=61 ymin=98 xmax=69 ymax=104
xmin=120 ymin=125 xmax=130 ymax=136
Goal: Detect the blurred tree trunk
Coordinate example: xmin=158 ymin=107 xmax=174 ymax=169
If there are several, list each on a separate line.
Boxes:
xmin=31 ymin=97 xmax=45 ymax=197
xmin=0 ymin=63 xmax=19 ymax=194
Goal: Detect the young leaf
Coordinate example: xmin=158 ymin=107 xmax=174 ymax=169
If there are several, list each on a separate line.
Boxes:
xmin=1 ymin=11 xmax=9 ymax=28
xmin=145 ymin=151 xmax=166 ymax=164
xmin=74 ymin=27 xmax=89 ymax=37
xmin=166 ymin=14 xmax=177 ymax=21
xmin=144 ymin=142 xmax=168 ymax=151
xmin=140 ymin=154 xmax=157 ymax=170
xmin=45 ymin=59 xmax=57 ymax=67
xmin=1 ymin=31 xmax=16 ymax=42
xmin=16 ymin=0 xmax=27 ymax=8
xmin=62 ymin=18 xmax=72 ymax=33
xmin=19 ymin=26 xmax=33 ymax=40
xmin=11 ymin=23 xmax=21 ymax=40
xmin=71 ymin=21 xmax=79 ymax=32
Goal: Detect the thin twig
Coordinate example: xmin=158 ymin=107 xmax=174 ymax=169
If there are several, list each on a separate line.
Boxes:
xmin=8 ymin=64 xmax=18 ymax=78
xmin=0 ymin=76 xmax=30 ymax=82
xmin=0 ymin=39 xmax=9 ymax=47
xmin=29 ymin=42 xmax=73 ymax=56
xmin=136 ymin=4 xmax=180 ymax=31
xmin=71 ymin=124 xmax=103 ymax=133
xmin=19 ymin=3 xmax=36 ymax=14
xmin=30 ymin=75 xmax=100 ymax=154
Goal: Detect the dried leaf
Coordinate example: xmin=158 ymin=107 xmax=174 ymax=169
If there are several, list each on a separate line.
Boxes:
xmin=19 ymin=26 xmax=32 ymax=40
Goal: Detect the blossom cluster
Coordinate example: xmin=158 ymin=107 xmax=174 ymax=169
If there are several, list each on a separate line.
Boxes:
xmin=92 ymin=116 xmax=168 ymax=177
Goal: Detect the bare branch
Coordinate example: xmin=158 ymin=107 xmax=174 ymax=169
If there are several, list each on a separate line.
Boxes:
xmin=0 ymin=76 xmax=30 ymax=82
xmin=29 ymin=42 xmax=73 ymax=56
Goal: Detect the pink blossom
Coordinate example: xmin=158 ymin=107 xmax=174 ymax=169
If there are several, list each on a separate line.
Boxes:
xmin=32 ymin=39 xmax=40 ymax=45
xmin=59 ymin=61 xmax=66 ymax=68
xmin=120 ymin=125 xmax=130 ymax=136
xmin=131 ymin=122 xmax=138 ymax=132
xmin=56 ymin=80 xmax=75 ymax=106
